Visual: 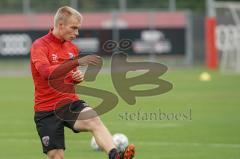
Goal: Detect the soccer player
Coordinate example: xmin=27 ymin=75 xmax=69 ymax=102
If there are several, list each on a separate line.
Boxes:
xmin=30 ymin=6 xmax=135 ymax=159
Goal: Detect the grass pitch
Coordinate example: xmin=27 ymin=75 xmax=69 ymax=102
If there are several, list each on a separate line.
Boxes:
xmin=0 ymin=65 xmax=240 ymax=159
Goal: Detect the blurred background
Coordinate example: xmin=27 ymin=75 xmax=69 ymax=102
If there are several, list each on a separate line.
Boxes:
xmin=0 ymin=0 xmax=206 ymax=65
xmin=0 ymin=0 xmax=240 ymax=159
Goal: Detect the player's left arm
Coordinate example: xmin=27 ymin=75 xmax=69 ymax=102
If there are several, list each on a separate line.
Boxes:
xmin=70 ymin=45 xmax=84 ymax=84
xmin=72 ymin=70 xmax=84 ymax=84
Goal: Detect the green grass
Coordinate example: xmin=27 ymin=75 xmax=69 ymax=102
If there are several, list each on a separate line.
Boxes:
xmin=0 ymin=67 xmax=240 ymax=159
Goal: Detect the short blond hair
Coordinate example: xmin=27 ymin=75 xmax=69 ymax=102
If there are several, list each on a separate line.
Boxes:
xmin=54 ymin=6 xmax=83 ymax=27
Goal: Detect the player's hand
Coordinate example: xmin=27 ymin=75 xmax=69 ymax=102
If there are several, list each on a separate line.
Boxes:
xmin=72 ymin=70 xmax=84 ymax=83
xmin=78 ymin=55 xmax=101 ymax=66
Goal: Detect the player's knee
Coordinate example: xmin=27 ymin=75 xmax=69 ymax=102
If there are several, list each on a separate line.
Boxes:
xmin=79 ymin=108 xmax=102 ymax=130
xmin=74 ymin=107 xmax=103 ymax=131
xmin=86 ymin=116 xmax=102 ymax=131
xmin=48 ymin=154 xmax=63 ymax=159
xmin=48 ymin=150 xmax=64 ymax=159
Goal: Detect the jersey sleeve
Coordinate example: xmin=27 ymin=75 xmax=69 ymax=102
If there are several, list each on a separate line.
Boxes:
xmin=31 ymin=42 xmax=59 ymax=80
xmin=69 ymin=44 xmax=82 ymax=84
xmin=31 ymin=42 xmax=79 ymax=80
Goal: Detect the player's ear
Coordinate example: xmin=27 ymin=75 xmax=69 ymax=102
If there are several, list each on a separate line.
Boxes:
xmin=58 ymin=19 xmax=65 ymax=29
xmin=58 ymin=21 xmax=63 ymax=29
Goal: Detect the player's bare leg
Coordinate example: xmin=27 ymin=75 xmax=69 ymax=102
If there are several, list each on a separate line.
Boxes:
xmin=73 ymin=107 xmax=116 ymax=153
xmin=73 ymin=107 xmax=135 ymax=159
xmin=47 ymin=149 xmax=64 ymax=159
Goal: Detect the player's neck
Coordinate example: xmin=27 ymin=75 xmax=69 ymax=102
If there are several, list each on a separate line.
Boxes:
xmin=52 ymin=28 xmax=64 ymax=42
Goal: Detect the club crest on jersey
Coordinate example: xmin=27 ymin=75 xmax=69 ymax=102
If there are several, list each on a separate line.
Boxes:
xmin=68 ymin=52 xmax=74 ymax=60
xmin=52 ymin=53 xmax=58 ymax=62
xmin=42 ymin=136 xmax=50 ymax=147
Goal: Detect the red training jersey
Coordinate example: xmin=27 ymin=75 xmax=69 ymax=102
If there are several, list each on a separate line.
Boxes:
xmin=30 ymin=30 xmax=80 ymax=112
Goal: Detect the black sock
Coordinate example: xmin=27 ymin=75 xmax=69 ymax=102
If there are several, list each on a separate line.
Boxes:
xmin=108 ymin=148 xmax=118 ymax=159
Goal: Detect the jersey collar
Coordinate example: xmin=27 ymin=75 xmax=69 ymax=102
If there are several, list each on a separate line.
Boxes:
xmin=47 ymin=28 xmax=65 ymax=44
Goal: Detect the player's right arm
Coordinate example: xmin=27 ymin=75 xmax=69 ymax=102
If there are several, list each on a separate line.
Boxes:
xmin=30 ymin=42 xmax=64 ymax=80
xmin=31 ymin=42 xmax=101 ymax=80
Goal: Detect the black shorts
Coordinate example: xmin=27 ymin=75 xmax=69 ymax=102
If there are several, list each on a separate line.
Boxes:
xmin=34 ymin=100 xmax=89 ymax=154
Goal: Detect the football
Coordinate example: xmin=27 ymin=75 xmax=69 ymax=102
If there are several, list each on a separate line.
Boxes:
xmin=90 ymin=136 xmax=101 ymax=151
xmin=113 ymin=133 xmax=129 ymax=152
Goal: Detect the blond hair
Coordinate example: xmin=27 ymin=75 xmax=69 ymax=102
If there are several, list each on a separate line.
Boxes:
xmin=54 ymin=6 xmax=83 ymax=27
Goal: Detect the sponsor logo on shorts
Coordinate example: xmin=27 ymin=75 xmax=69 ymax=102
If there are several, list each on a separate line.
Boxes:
xmin=42 ymin=136 xmax=50 ymax=147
